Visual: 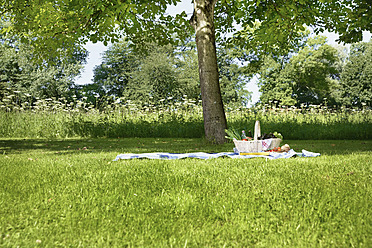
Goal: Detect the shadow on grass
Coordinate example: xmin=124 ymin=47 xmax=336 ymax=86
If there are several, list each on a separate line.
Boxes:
xmin=67 ymin=120 xmax=205 ymax=139
xmin=287 ymin=140 xmax=372 ymax=155
xmin=0 ymin=138 xmax=235 ymax=155
xmin=0 ymin=138 xmax=370 ymax=156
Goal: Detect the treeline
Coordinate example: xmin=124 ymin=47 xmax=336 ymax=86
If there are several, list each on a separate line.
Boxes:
xmin=88 ymin=40 xmax=251 ymax=107
xmin=0 ymin=35 xmax=252 ymax=110
xmin=1 ymin=30 xmax=371 ymax=110
xmin=258 ymin=36 xmax=371 ymax=108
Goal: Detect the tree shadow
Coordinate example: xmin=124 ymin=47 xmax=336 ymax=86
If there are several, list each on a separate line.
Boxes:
xmin=287 ymin=140 xmax=372 ymax=155
xmin=0 ymin=138 xmax=370 ymax=156
xmin=0 ymin=138 xmax=235 ymax=155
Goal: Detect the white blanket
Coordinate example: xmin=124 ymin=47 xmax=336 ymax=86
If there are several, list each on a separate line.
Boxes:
xmin=114 ymin=149 xmax=320 ymax=161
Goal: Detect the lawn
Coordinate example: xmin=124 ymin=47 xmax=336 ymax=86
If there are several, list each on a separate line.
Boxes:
xmin=0 ymin=138 xmax=371 ymax=247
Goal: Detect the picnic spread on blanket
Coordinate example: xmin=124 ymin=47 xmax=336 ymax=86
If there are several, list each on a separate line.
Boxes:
xmin=114 ymin=121 xmax=321 ymax=161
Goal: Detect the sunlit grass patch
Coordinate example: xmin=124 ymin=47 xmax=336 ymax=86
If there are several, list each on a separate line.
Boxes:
xmin=0 ymin=138 xmax=371 ymax=247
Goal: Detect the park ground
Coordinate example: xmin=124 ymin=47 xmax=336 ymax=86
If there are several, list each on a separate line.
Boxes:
xmin=0 ymin=138 xmax=371 ymax=247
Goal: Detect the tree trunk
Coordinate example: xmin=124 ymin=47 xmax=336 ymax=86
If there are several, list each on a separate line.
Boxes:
xmin=190 ymin=0 xmax=227 ymax=144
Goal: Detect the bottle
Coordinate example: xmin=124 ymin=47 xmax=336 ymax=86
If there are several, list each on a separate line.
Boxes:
xmin=241 ymin=130 xmax=247 ymax=141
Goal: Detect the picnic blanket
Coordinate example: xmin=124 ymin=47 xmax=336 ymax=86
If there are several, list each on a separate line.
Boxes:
xmin=114 ymin=149 xmax=320 ymax=161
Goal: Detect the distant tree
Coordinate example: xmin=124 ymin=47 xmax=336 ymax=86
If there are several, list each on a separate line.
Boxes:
xmin=175 ymin=41 xmax=253 ymax=107
xmin=93 ymin=40 xmax=138 ymax=98
xmin=0 ymin=40 xmax=87 ymax=102
xmin=0 ymin=41 xmax=20 ymax=99
xmin=258 ymin=57 xmax=297 ymax=106
xmin=174 ymin=40 xmax=201 ymax=101
xmin=258 ymin=35 xmax=339 ymax=106
xmin=127 ymin=43 xmax=182 ymax=104
xmin=217 ymin=47 xmax=252 ymax=107
xmin=339 ymin=41 xmax=372 ymax=107
xmin=92 ymin=41 xmax=188 ymax=104
xmin=92 ymin=40 xmax=251 ymax=106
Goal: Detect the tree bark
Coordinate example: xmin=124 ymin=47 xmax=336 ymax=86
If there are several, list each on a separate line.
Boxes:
xmin=190 ymin=0 xmax=227 ymax=144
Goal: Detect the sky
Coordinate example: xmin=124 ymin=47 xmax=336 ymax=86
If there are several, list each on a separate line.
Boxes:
xmin=75 ymin=1 xmax=371 ymax=106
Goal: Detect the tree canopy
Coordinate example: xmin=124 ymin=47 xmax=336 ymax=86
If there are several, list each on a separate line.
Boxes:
xmin=338 ymin=41 xmax=372 ymax=107
xmin=92 ymin=40 xmax=251 ymax=106
xmin=0 ymin=0 xmax=191 ymax=60
xmin=0 ymin=31 xmax=87 ymax=102
xmin=258 ymin=35 xmax=339 ymax=107
xmin=2 ymin=0 xmax=369 ymax=60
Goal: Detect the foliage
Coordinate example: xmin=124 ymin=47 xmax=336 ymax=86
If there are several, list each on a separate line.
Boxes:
xmin=1 ymin=0 xmax=370 ymax=143
xmin=173 ymin=40 xmax=201 ymax=101
xmin=1 ymin=0 xmax=369 ymax=58
xmin=258 ymin=35 xmax=339 ymax=107
xmin=92 ymin=40 xmax=139 ymax=98
xmin=0 ymin=0 xmax=191 ymax=61
xmin=92 ymin=41 xmax=196 ymax=104
xmin=126 ymin=43 xmax=184 ymax=104
xmin=0 ymin=35 xmax=87 ymax=102
xmin=338 ymin=41 xmax=372 ymax=108
xmin=223 ymin=0 xmax=371 ymax=55
xmin=0 ymin=138 xmax=371 ymax=246
xmin=217 ymin=46 xmax=252 ymax=106
xmin=224 ymin=128 xmax=242 ymax=140
xmin=91 ymin=40 xmax=251 ymax=106
xmin=315 ymin=0 xmax=372 ymax=43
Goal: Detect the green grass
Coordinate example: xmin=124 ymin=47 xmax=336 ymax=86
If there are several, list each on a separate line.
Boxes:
xmin=0 ymin=138 xmax=371 ymax=247
xmin=1 ymin=103 xmax=371 ymax=140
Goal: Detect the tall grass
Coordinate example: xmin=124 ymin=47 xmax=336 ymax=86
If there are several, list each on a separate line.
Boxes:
xmin=228 ymin=105 xmax=372 ymax=140
xmin=0 ymin=97 xmax=371 ymax=139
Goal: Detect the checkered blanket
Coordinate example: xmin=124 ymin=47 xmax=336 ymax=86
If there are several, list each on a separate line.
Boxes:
xmin=114 ymin=149 xmax=320 ymax=161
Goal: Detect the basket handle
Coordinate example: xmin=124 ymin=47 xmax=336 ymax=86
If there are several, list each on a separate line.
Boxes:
xmin=254 ymin=120 xmax=261 ymax=141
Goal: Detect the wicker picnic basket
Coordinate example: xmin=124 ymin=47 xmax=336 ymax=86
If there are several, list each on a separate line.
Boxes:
xmin=233 ymin=120 xmax=282 ymax=153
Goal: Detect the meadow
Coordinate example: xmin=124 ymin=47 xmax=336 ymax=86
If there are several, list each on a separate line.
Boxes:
xmin=0 ymin=138 xmax=371 ymax=247
xmin=0 ymin=97 xmax=371 ymax=140
xmin=0 ymin=97 xmax=371 ymax=247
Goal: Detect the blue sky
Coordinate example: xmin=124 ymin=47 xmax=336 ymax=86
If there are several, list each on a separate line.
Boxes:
xmin=75 ymin=1 xmax=371 ymax=106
